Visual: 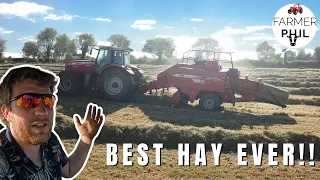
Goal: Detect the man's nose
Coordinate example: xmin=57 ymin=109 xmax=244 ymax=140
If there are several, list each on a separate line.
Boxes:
xmin=34 ymin=101 xmax=49 ymax=117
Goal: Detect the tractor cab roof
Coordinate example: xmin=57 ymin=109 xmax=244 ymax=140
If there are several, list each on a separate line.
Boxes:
xmin=98 ymin=45 xmax=133 ymax=52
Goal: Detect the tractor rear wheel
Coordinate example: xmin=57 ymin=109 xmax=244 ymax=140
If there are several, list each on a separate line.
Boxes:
xmin=98 ymin=69 xmax=132 ymax=101
xmin=199 ymin=92 xmax=222 ymax=111
xmin=58 ymin=71 xmax=81 ymax=95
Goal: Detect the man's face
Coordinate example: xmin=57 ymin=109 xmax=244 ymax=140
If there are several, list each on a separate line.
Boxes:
xmin=7 ymin=78 xmax=54 ymax=145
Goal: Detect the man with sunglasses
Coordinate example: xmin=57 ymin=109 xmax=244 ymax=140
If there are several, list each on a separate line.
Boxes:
xmin=0 ymin=65 xmax=105 ymax=179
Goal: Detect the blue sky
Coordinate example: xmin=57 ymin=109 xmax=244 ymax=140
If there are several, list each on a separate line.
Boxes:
xmin=0 ymin=0 xmax=319 ymax=59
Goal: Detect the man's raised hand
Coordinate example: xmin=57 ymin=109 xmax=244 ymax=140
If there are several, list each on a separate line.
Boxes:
xmin=73 ymin=103 xmax=105 ymax=144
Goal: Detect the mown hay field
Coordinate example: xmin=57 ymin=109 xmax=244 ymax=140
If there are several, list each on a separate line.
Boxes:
xmin=0 ymin=63 xmax=319 ymax=179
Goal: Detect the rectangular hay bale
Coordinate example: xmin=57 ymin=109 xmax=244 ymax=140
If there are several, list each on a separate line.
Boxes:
xmin=256 ymin=83 xmax=289 ymax=107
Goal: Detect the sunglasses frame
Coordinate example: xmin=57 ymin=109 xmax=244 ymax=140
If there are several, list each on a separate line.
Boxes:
xmin=9 ymin=93 xmax=56 ymax=109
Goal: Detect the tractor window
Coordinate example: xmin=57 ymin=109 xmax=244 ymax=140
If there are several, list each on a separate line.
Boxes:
xmin=96 ymin=49 xmax=111 ymax=68
xmin=114 ymin=50 xmax=123 ymax=65
xmin=124 ymin=51 xmax=130 ymax=66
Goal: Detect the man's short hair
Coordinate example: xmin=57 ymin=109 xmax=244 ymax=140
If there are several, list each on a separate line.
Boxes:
xmin=0 ymin=65 xmax=59 ymax=126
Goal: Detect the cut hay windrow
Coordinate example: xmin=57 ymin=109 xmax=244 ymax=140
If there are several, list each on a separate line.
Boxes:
xmin=53 ymin=118 xmax=320 ymax=160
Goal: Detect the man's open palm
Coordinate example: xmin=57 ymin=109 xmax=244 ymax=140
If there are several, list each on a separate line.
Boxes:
xmin=73 ymin=103 xmax=105 ymax=144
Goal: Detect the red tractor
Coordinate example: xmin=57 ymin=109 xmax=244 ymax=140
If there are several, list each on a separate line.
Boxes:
xmin=140 ymin=50 xmax=289 ymax=111
xmin=58 ymin=45 xmax=145 ymax=101
xmin=288 ymin=4 xmax=303 ymax=15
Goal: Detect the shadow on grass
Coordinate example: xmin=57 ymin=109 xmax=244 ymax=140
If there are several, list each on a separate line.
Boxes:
xmin=128 ymin=94 xmax=297 ymax=130
xmin=56 ymin=91 xmax=297 ymax=131
xmin=135 ymin=104 xmax=296 ymax=130
xmin=0 ymin=92 xmax=312 ymax=161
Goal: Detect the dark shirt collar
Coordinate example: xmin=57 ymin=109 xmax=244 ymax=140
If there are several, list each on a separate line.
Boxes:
xmin=5 ymin=128 xmax=14 ymax=143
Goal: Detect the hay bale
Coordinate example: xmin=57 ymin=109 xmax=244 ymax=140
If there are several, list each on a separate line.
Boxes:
xmin=256 ymin=83 xmax=289 ymax=108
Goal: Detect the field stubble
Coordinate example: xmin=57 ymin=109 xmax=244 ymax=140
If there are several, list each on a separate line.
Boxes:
xmin=0 ymin=63 xmax=319 ymax=179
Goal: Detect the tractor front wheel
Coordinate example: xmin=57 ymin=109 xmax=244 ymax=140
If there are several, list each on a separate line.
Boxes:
xmin=98 ymin=69 xmax=132 ymax=101
xmin=288 ymin=9 xmax=292 ymax=14
xmin=199 ymin=92 xmax=222 ymax=111
xmin=58 ymin=71 xmax=81 ymax=95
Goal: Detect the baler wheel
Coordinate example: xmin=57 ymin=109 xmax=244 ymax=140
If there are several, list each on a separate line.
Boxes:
xmin=199 ymin=92 xmax=222 ymax=111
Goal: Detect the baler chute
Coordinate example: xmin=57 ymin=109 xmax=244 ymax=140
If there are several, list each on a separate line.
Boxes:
xmin=139 ymin=49 xmax=289 ymax=111
xmin=255 ymin=83 xmax=289 ymax=108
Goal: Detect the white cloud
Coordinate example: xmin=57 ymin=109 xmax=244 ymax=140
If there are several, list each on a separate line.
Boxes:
xmin=1 ymin=31 xmax=13 ymax=34
xmin=2 ymin=52 xmax=23 ymax=58
xmin=73 ymin=32 xmax=82 ymax=36
xmin=17 ymin=36 xmax=36 ymax=42
xmin=73 ymin=15 xmax=88 ymax=19
xmin=0 ymin=2 xmax=92 ymax=22
xmin=23 ymin=17 xmax=36 ymax=23
xmin=242 ymin=34 xmax=276 ymax=41
xmin=91 ymin=18 xmax=111 ymax=22
xmin=0 ymin=27 xmax=14 ymax=34
xmin=214 ymin=25 xmax=272 ymax=36
xmin=44 ymin=14 xmax=73 ymax=21
xmin=208 ymin=25 xmax=275 ymax=60
xmin=164 ymin=26 xmax=174 ymax=29
xmin=190 ymin=18 xmax=203 ymax=22
xmin=0 ymin=1 xmax=53 ymax=21
xmin=251 ymin=32 xmax=269 ymax=36
xmin=131 ymin=20 xmax=156 ymax=30
xmin=17 ymin=36 xmax=32 ymax=41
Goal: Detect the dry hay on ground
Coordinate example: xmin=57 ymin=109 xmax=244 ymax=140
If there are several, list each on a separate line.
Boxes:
xmin=0 ymin=63 xmax=319 ymax=179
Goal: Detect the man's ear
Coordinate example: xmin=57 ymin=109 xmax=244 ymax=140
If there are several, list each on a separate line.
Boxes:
xmin=1 ymin=105 xmax=10 ymax=120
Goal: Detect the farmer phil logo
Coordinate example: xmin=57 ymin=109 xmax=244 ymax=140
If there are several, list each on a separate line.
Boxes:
xmin=272 ymin=3 xmax=317 ymax=49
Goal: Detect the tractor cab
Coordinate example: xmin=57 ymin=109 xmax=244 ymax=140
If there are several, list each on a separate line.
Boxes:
xmin=90 ymin=45 xmax=133 ymax=74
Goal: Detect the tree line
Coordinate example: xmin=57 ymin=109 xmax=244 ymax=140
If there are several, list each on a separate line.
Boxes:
xmin=0 ymin=27 xmax=226 ymax=64
xmin=255 ymin=41 xmax=320 ymax=63
xmin=0 ymin=26 xmax=319 ymax=66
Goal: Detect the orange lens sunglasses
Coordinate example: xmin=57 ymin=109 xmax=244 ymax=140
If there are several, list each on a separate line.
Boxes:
xmin=9 ymin=93 xmax=55 ymax=109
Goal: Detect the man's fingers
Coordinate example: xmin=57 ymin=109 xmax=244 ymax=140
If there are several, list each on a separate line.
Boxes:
xmin=98 ymin=115 xmax=104 ymax=124
xmin=92 ymin=105 xmax=97 ymax=119
xmin=86 ymin=103 xmax=105 ymax=124
xmin=73 ymin=114 xmax=82 ymax=127
xmin=96 ymin=108 xmax=101 ymax=121
xmin=86 ymin=104 xmax=93 ymax=120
